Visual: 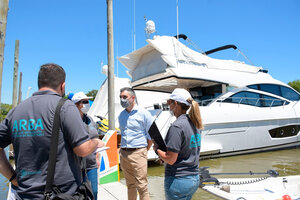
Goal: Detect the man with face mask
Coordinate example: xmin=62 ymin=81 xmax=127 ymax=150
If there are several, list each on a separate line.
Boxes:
xmin=118 ymin=87 xmax=153 ymax=200
xmin=71 ymin=92 xmax=99 ymax=199
xmin=0 ymin=63 xmax=104 ymax=199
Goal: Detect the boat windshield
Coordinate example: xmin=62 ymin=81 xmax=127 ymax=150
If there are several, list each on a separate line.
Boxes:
xmin=247 ymin=84 xmax=300 ymax=101
xmin=222 ymin=91 xmax=289 ymax=107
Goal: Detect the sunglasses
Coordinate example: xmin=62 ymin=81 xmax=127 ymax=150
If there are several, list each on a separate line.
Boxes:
xmin=80 ymin=100 xmax=89 ymax=104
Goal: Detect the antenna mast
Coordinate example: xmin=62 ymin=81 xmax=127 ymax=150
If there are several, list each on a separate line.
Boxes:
xmin=176 ymin=0 xmax=179 ymax=39
xmin=133 ymin=0 xmax=136 ymax=51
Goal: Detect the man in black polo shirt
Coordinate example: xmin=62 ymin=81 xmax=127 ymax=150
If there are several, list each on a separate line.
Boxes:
xmin=0 ymin=63 xmax=104 ymax=199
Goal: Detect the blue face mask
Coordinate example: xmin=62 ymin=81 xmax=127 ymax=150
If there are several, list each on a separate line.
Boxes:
xmin=120 ymin=98 xmax=131 ymax=108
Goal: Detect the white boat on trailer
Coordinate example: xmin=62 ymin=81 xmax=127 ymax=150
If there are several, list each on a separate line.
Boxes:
xmin=199 ymin=167 xmax=300 ymax=200
xmin=89 ymin=34 xmax=300 ymax=160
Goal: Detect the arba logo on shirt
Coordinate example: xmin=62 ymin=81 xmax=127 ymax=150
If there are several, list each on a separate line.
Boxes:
xmin=189 ymin=133 xmax=201 ymax=148
xmin=12 ymin=119 xmax=44 ymax=132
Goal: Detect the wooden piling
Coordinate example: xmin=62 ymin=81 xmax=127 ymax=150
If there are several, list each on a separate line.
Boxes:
xmin=0 ymin=0 xmax=9 ymax=105
xmin=12 ymin=40 xmax=19 ymax=108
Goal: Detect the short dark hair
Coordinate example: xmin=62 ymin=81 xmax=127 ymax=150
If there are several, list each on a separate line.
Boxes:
xmin=120 ymin=87 xmax=136 ymax=97
xmin=38 ymin=63 xmax=66 ymax=89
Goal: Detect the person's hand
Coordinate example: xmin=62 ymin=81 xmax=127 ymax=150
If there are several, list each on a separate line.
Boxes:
xmin=155 ymin=158 xmax=164 ymax=165
xmin=152 ymin=139 xmax=161 ymax=156
xmin=152 ymin=139 xmax=158 ymax=151
xmin=11 ymin=177 xmax=18 ymax=187
xmin=96 ymin=139 xmax=105 ymax=148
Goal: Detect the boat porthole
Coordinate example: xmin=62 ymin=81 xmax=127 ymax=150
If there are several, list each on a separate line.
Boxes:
xmin=280 ymin=129 xmax=284 ymax=135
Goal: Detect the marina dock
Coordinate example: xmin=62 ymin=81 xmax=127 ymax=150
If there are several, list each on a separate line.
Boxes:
xmin=98 ymin=182 xmax=127 ymax=200
xmin=99 ymin=182 xmax=140 ymax=200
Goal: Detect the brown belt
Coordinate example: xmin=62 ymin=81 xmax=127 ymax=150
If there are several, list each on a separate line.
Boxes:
xmin=121 ymin=147 xmax=144 ymax=151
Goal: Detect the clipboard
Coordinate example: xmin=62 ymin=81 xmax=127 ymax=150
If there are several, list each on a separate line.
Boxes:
xmin=148 ymin=121 xmax=167 ymax=152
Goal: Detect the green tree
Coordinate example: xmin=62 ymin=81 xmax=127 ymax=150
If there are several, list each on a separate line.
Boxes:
xmin=0 ymin=103 xmax=13 ymax=121
xmin=86 ymin=90 xmax=98 ymax=101
xmin=288 ymin=79 xmax=300 ymax=92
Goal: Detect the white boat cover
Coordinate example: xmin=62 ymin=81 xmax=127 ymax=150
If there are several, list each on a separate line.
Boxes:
xmin=118 ymin=35 xmax=283 ymax=91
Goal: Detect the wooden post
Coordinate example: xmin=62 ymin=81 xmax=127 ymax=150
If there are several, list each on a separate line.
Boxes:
xmin=12 ymin=40 xmax=19 ymax=108
xmin=18 ymin=72 xmax=22 ymax=104
xmin=0 ymin=0 xmax=9 ymax=105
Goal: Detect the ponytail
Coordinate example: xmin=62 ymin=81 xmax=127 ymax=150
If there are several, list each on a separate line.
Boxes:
xmin=188 ymin=98 xmax=204 ymax=130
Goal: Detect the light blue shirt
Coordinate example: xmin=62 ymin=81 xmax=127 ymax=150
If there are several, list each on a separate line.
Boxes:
xmin=118 ymin=104 xmax=153 ymax=148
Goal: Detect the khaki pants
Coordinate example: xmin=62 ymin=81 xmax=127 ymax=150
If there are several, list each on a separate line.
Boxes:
xmin=120 ymin=148 xmax=150 ymax=200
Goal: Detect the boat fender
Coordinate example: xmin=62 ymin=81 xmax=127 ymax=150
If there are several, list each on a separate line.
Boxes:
xmin=220 ymin=184 xmax=230 ymax=193
xmin=282 ymin=194 xmax=292 ymax=200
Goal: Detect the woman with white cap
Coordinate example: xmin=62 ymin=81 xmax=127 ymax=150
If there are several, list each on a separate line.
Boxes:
xmin=153 ymin=88 xmax=203 ymax=200
xmin=71 ymin=92 xmax=100 ymax=199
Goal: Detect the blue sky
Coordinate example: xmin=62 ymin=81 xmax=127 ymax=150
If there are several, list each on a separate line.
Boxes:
xmin=1 ymin=0 xmax=300 ymax=104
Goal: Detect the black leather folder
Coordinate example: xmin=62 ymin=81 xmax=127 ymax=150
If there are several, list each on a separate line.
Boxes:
xmin=148 ymin=121 xmax=167 ymax=152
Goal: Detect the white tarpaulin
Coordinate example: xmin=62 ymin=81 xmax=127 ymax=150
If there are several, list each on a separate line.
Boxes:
xmin=117 ymin=35 xmax=281 ymax=90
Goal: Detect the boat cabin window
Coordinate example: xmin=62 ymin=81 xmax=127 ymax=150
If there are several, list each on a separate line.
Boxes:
xmin=190 ymin=84 xmax=225 ymax=106
xmin=223 ymin=91 xmax=288 ymax=107
xmin=247 ymin=84 xmax=300 ymax=101
xmin=281 ymin=86 xmax=300 ymax=101
xmin=260 ymin=94 xmax=287 ymax=107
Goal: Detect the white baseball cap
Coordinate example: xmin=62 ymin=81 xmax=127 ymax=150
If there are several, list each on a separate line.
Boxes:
xmin=71 ymin=92 xmax=92 ymax=104
xmin=169 ymin=88 xmax=192 ymax=106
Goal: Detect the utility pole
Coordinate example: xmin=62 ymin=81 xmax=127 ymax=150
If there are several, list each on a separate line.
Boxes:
xmin=0 ymin=0 xmax=9 ymax=105
xmin=12 ymin=40 xmax=19 ymax=108
xmin=107 ymin=0 xmax=115 ymax=130
xmin=18 ymin=72 xmax=22 ymax=104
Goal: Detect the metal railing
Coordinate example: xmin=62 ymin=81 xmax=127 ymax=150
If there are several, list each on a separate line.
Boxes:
xmin=198 ymin=97 xmax=289 ymax=107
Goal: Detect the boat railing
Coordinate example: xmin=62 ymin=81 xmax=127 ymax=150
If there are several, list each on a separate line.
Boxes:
xmin=199 ymin=97 xmax=289 ymax=107
xmin=198 ymin=99 xmax=214 ymax=106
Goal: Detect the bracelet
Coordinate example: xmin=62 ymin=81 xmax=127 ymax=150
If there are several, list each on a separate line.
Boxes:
xmin=9 ymin=172 xmax=16 ymax=182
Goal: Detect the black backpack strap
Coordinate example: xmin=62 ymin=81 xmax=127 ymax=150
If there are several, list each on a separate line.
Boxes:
xmin=44 ymin=98 xmax=67 ymax=198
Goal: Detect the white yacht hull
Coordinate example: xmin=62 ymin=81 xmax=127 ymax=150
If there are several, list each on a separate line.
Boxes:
xmin=147 ymin=99 xmax=300 ymax=160
xmin=199 ymin=102 xmax=300 ymax=158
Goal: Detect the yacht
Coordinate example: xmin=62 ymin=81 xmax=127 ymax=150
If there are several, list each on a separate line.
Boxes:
xmin=89 ymin=35 xmax=300 ymax=160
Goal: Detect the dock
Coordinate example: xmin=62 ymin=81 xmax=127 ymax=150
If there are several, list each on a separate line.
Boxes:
xmin=7 ymin=182 xmax=133 ymax=200
xmin=98 ymin=182 xmax=127 ymax=200
xmin=98 ymin=182 xmax=140 ymax=200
